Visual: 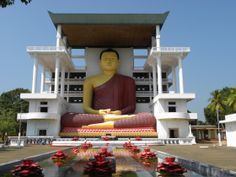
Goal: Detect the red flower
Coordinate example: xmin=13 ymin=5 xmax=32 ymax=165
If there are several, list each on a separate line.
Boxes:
xmin=72 ymin=137 xmax=79 ymax=141
xmin=11 ymin=160 xmax=44 ymax=177
xmin=102 ymin=137 xmax=110 ymax=141
xmin=84 ymin=152 xmax=114 ymax=176
xmin=135 ymin=136 xmax=142 ymax=141
xmin=156 ymin=156 xmax=187 ymax=176
xmin=80 ymin=141 xmax=93 ymax=151
xmin=51 ymin=150 xmax=68 ymax=167
xmin=72 ymin=148 xmax=80 ymax=154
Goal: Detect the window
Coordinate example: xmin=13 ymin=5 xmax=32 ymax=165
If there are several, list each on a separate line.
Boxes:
xmin=69 ymin=72 xmax=86 ymax=79
xmin=69 ymin=85 xmax=83 ymax=92
xmin=162 ymin=72 xmax=167 ymax=79
xmin=40 ymin=102 xmax=47 ymax=105
xmin=136 ymin=85 xmax=150 ymax=91
xmin=69 ymin=97 xmax=83 ymax=103
xmin=169 ymin=129 xmax=179 ymax=138
xmin=40 ymin=107 xmax=48 ymax=112
xmin=162 ymin=85 xmax=168 ymax=92
xmin=40 ymin=102 xmax=48 ymax=113
xmin=136 ymin=97 xmax=150 ymax=103
xmin=38 ymin=129 xmax=47 ymax=136
xmin=168 ymin=101 xmax=176 ymax=112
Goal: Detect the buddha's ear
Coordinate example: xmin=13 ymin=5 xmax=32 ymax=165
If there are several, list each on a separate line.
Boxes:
xmin=117 ymin=59 xmax=120 ymax=67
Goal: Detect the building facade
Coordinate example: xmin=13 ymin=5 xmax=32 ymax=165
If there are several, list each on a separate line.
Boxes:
xmin=220 ymin=113 xmax=236 ymax=147
xmin=17 ymin=12 xmax=197 ymax=139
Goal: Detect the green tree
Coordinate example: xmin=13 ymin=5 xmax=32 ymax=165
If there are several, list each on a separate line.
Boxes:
xmin=225 ymin=87 xmax=236 ymax=112
xmin=205 ymin=89 xmax=225 ymax=125
xmin=0 ymin=0 xmax=31 ymax=8
xmin=205 ymin=87 xmax=236 ymax=125
xmin=0 ymin=111 xmax=17 ymax=141
xmin=0 ymin=88 xmax=30 ymax=140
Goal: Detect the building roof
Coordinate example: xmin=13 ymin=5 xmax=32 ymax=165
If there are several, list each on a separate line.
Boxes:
xmin=220 ymin=113 xmax=236 ymax=123
xmin=192 ymin=125 xmax=218 ymax=130
xmin=49 ymin=12 xmax=169 ymax=48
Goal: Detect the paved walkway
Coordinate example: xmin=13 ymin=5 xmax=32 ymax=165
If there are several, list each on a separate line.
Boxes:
xmin=150 ymin=144 xmax=236 ymax=171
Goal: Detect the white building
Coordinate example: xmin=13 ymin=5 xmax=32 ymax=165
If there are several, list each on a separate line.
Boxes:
xmin=220 ymin=113 xmax=236 ymax=147
xmin=17 ymin=12 xmax=197 ymax=139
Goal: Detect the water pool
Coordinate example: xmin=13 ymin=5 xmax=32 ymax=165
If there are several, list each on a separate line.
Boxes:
xmin=39 ymin=148 xmax=206 ymax=177
xmin=0 ymin=147 xmax=210 ymax=177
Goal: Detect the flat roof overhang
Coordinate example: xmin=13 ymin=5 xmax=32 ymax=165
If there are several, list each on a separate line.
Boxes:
xmin=49 ymin=12 xmax=169 ymax=48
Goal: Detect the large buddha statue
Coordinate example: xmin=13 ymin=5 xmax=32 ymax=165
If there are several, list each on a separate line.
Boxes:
xmin=61 ymin=49 xmax=156 ymax=130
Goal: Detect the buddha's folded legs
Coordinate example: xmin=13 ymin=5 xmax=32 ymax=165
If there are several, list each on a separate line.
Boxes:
xmin=81 ymin=113 xmax=156 ymax=129
xmin=103 ymin=114 xmax=135 ymax=122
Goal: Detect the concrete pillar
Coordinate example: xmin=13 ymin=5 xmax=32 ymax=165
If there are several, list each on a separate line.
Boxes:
xmin=152 ymin=64 xmax=157 ymax=97
xmin=156 ymin=25 xmax=160 ymax=48
xmin=178 ymin=57 xmax=184 ymax=93
xmin=31 ymin=58 xmax=38 ymax=93
xmin=63 ymin=36 xmax=67 ymax=48
xmin=56 ymin=25 xmax=62 ymax=48
xmin=172 ymin=66 xmax=176 ymax=93
xmin=157 ymin=57 xmax=162 ymax=94
xmin=54 ymin=57 xmax=60 ymax=94
xmin=67 ymin=72 xmax=70 ymax=102
xmin=40 ymin=66 xmax=45 ymax=93
xmin=149 ymin=72 xmax=152 ymax=100
xmin=60 ymin=67 xmax=65 ymax=97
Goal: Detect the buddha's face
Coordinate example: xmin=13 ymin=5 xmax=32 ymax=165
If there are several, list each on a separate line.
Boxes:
xmin=100 ymin=52 xmax=119 ymax=71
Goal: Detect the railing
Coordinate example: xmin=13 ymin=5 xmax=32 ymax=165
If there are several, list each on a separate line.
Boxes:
xmin=157 ymin=137 xmax=195 ymax=145
xmin=27 ymin=46 xmax=70 ymax=55
xmin=151 ymin=47 xmax=191 ymax=53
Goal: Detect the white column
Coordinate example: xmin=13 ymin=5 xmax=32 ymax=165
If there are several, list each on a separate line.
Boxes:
xmin=178 ymin=57 xmax=184 ymax=93
xmin=49 ymin=72 xmax=52 ymax=93
xmin=63 ymin=36 xmax=67 ymax=47
xmin=40 ymin=66 xmax=45 ymax=93
xmin=149 ymin=72 xmax=152 ymax=100
xmin=156 ymin=25 xmax=160 ymax=48
xmin=54 ymin=57 xmax=60 ymax=94
xmin=152 ymin=64 xmax=157 ymax=97
xmin=157 ymin=57 xmax=162 ymax=94
xmin=31 ymin=58 xmax=38 ymax=93
xmin=56 ymin=25 xmax=62 ymax=48
xmin=60 ymin=67 xmax=65 ymax=97
xmin=172 ymin=66 xmax=176 ymax=93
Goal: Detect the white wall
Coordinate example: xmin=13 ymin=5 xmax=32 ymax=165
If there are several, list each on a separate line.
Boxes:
xmin=68 ymin=103 xmax=83 ymax=113
xmin=225 ymin=122 xmax=236 ymax=147
xmin=85 ymin=48 xmax=133 ymax=77
xmin=26 ymin=119 xmax=60 ymax=136
xmin=28 ymin=99 xmax=60 ymax=113
xmin=135 ymin=103 xmax=152 ymax=113
xmin=154 ymin=99 xmax=187 ymax=113
xmin=157 ymin=119 xmax=189 ymax=138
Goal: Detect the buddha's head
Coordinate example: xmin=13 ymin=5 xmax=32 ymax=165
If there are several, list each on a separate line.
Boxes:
xmin=99 ymin=49 xmax=119 ymax=72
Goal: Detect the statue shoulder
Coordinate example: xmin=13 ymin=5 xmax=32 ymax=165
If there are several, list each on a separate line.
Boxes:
xmin=116 ymin=74 xmax=135 ymax=82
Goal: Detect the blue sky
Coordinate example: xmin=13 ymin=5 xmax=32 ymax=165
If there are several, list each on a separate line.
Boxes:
xmin=0 ymin=0 xmax=236 ymax=121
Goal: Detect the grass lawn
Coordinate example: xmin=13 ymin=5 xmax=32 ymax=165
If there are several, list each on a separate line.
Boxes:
xmin=151 ymin=144 xmax=236 ymax=171
xmin=0 ymin=145 xmax=67 ymax=164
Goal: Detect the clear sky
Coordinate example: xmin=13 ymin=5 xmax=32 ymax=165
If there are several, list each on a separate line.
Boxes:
xmin=0 ymin=0 xmax=236 ymax=121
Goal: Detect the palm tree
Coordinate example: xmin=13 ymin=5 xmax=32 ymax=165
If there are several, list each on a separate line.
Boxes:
xmin=207 ymin=90 xmax=225 ymax=118
xmin=207 ymin=90 xmax=225 ymax=146
xmin=225 ymin=87 xmax=236 ymax=112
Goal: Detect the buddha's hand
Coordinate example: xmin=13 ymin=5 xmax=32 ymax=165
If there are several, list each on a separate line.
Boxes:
xmin=110 ymin=110 xmax=122 ymax=115
xmin=98 ymin=109 xmax=111 ymax=115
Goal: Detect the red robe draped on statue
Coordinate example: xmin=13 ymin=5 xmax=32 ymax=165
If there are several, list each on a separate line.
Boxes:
xmin=61 ymin=74 xmax=156 ymax=129
xmin=93 ymin=74 xmax=135 ymax=114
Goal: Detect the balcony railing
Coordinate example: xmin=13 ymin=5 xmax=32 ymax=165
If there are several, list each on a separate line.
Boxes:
xmin=151 ymin=47 xmax=191 ymax=53
xmin=27 ymin=46 xmax=70 ymax=54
